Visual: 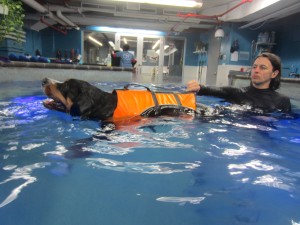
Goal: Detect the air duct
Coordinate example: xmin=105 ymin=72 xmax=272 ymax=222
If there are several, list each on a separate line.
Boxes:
xmin=21 ymin=0 xmax=68 ymax=27
xmin=21 ymin=0 xmax=48 ymax=13
xmin=57 ymin=10 xmax=79 ymax=29
xmin=47 ymin=11 xmax=68 ymax=26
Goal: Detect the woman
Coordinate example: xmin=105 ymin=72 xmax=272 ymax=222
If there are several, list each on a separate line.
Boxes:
xmin=187 ymin=52 xmax=291 ymax=113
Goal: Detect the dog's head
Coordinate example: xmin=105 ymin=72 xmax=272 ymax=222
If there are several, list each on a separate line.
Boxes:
xmin=42 ymin=78 xmax=70 ymax=112
xmin=42 ymin=77 xmax=117 ymax=120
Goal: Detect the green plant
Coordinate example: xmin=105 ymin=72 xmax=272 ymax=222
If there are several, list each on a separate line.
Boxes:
xmin=0 ymin=0 xmax=25 ymax=42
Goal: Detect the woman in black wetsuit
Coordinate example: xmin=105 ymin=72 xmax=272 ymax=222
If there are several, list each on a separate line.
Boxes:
xmin=187 ymin=52 xmax=291 ymax=113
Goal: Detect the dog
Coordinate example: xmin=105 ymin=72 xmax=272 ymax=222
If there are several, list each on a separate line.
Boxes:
xmin=42 ymin=77 xmax=199 ymax=121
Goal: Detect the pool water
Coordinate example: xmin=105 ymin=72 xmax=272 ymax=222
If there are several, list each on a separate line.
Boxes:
xmin=0 ymin=81 xmax=300 ymax=225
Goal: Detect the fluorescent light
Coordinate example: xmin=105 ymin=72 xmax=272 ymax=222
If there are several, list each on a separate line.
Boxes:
xmin=152 ymin=40 xmax=160 ymax=49
xmin=88 ymin=36 xmax=103 ymax=46
xmin=110 ymin=0 xmax=203 ymax=7
xmin=109 ymin=41 xmax=115 ymax=48
xmin=123 ymin=37 xmax=127 ymax=44
xmin=88 ymin=26 xmax=166 ymax=36
xmin=167 ymin=48 xmax=177 ymax=55
xmin=155 ymin=45 xmax=171 ymax=54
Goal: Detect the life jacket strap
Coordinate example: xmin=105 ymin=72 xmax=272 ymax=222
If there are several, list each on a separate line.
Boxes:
xmin=113 ymin=83 xmax=196 ymax=119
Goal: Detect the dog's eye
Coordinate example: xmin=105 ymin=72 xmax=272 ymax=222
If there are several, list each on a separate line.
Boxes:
xmin=42 ymin=79 xmax=48 ymax=86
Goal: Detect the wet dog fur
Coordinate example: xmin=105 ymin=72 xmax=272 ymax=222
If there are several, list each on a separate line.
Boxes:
xmin=42 ymin=77 xmax=117 ymax=120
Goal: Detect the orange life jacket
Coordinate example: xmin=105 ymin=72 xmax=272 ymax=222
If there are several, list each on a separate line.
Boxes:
xmin=112 ymin=88 xmax=196 ymax=119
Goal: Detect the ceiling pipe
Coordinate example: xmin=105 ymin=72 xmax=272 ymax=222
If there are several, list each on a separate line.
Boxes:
xmin=21 ymin=0 xmax=68 ymax=26
xmin=239 ymin=1 xmax=300 ymax=29
xmin=21 ymin=0 xmax=48 ymax=13
xmin=47 ymin=11 xmax=68 ymax=26
xmin=170 ymin=0 xmax=252 ymax=33
xmin=177 ymin=0 xmax=252 ymax=21
xmin=56 ymin=10 xmax=79 ymax=29
xmin=40 ymin=17 xmax=67 ymax=35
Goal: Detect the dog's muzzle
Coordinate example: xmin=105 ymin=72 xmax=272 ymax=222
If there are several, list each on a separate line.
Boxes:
xmin=42 ymin=77 xmax=62 ymax=87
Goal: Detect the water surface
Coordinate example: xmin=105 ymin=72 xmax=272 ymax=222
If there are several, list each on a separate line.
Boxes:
xmin=0 ymin=81 xmax=300 ymax=225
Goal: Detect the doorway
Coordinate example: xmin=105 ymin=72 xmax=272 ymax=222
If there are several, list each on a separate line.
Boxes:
xmin=164 ymin=38 xmax=185 ymax=83
xmin=83 ymin=30 xmax=185 ymax=83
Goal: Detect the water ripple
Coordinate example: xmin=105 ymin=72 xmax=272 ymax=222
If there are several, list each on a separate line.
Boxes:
xmin=156 ymin=196 xmax=205 ymax=205
xmin=0 ymin=162 xmax=50 ymax=208
xmin=87 ymin=158 xmax=201 ymax=174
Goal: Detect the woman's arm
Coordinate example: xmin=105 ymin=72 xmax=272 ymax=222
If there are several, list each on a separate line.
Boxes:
xmin=187 ymin=80 xmax=243 ymax=99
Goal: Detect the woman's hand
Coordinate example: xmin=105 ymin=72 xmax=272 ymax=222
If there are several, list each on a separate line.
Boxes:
xmin=187 ymin=80 xmax=201 ymax=92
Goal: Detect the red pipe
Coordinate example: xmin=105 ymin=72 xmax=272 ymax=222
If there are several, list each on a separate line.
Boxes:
xmin=177 ymin=0 xmax=252 ymax=21
xmin=40 ymin=17 xmax=68 ymax=35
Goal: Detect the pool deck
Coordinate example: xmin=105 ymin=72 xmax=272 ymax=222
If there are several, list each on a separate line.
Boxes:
xmin=0 ymin=61 xmax=133 ymax=71
xmin=0 ymin=61 xmax=134 ymax=82
xmin=1 ymin=61 xmax=300 ymax=85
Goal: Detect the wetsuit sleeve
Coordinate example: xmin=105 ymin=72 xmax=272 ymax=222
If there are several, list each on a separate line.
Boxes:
xmin=197 ymin=85 xmax=243 ymax=100
xmin=278 ymin=96 xmax=292 ymax=113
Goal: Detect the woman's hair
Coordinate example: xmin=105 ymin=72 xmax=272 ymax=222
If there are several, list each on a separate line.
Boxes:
xmin=255 ymin=52 xmax=282 ymax=90
xmin=123 ymin=44 xmax=130 ymax=51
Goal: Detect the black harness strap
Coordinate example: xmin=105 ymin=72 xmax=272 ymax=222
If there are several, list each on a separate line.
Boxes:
xmin=173 ymin=93 xmax=183 ymax=109
xmin=123 ymin=83 xmax=190 ymax=116
xmin=124 ymin=83 xmax=160 ymax=114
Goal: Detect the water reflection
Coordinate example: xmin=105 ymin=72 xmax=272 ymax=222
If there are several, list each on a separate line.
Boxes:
xmin=156 ymin=196 xmax=205 ymax=205
xmin=0 ymin=163 xmax=50 ymax=208
xmin=87 ymin=158 xmax=201 ymax=174
xmin=0 ymin=82 xmax=300 ymax=225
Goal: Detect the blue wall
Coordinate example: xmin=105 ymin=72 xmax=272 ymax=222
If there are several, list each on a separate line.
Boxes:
xmin=40 ymin=28 xmax=81 ymax=59
xmin=23 ymin=28 xmax=81 ymax=59
xmin=24 ymin=29 xmax=42 ymax=56
xmin=182 ymin=32 xmax=205 ymax=66
xmin=220 ymin=23 xmax=256 ymax=66
xmin=182 ymin=23 xmax=257 ymax=67
xmin=220 ymin=12 xmax=300 ymax=77
xmin=265 ymin=12 xmax=300 ymax=76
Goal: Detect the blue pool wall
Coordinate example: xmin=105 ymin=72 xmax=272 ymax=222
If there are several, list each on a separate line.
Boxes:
xmin=0 ymin=62 xmax=132 ymax=83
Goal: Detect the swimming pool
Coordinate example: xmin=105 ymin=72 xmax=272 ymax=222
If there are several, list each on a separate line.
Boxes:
xmin=0 ymin=81 xmax=300 ymax=225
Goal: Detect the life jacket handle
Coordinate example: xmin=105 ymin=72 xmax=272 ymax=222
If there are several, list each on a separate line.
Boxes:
xmin=124 ymin=83 xmax=163 ymax=115
xmin=124 ymin=83 xmax=151 ymax=92
xmin=124 ymin=83 xmax=174 ymax=93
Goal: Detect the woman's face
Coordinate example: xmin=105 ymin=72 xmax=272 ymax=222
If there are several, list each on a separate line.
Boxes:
xmin=251 ymin=56 xmax=278 ymax=89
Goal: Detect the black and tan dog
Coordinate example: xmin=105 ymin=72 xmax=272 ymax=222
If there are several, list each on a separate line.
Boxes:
xmin=42 ymin=77 xmax=197 ymax=121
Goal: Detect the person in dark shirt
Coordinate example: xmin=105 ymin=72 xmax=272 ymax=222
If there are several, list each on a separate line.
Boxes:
xmin=187 ymin=52 xmax=291 ymax=113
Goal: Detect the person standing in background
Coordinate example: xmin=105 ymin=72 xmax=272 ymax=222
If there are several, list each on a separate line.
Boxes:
xmin=113 ymin=44 xmax=136 ymax=68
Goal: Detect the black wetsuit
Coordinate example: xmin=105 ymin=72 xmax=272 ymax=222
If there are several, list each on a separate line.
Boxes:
xmin=197 ymin=85 xmax=291 ymax=113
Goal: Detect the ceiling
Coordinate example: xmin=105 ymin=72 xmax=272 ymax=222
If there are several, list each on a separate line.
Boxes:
xmin=22 ymin=0 xmax=300 ymax=34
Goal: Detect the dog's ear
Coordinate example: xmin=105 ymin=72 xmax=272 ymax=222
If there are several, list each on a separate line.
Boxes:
xmin=58 ymin=79 xmax=98 ymax=118
xmin=58 ymin=79 xmax=82 ymax=100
